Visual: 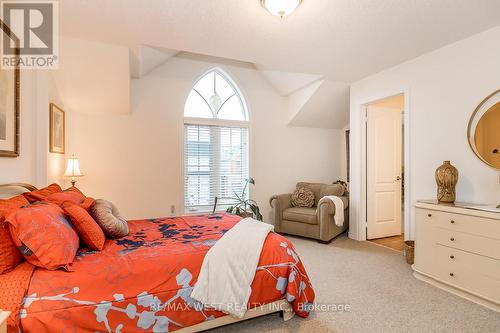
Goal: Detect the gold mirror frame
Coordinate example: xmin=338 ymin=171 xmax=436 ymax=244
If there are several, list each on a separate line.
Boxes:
xmin=467 ymin=89 xmax=500 ymax=170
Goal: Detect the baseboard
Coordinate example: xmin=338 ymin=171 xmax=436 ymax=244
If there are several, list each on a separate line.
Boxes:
xmin=348 ymin=231 xmax=359 ymax=240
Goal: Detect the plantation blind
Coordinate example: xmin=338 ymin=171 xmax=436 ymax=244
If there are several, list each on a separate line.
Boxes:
xmin=184 ymin=124 xmax=249 ymax=213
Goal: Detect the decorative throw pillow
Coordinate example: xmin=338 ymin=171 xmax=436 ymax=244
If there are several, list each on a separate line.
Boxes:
xmin=46 ymin=186 xmax=86 ymax=208
xmin=6 ymin=202 xmax=79 ymax=271
xmin=64 ymin=204 xmax=105 ymax=251
xmin=291 ymin=187 xmax=315 ymax=208
xmin=22 ymin=183 xmax=62 ymax=203
xmin=333 ymin=180 xmax=348 ymax=195
xmin=0 ymin=195 xmax=29 ymax=274
xmin=319 ymin=183 xmax=345 ymax=199
xmin=90 ymin=199 xmax=128 ymax=239
xmin=80 ymin=197 xmax=96 ymax=211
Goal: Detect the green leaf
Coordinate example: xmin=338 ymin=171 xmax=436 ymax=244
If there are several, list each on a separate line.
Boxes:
xmin=248 ymin=204 xmax=263 ymax=221
xmin=256 ymin=207 xmax=263 ymax=221
xmin=218 ymin=178 xmax=261 ymax=219
xmin=233 ymin=191 xmax=242 ymax=202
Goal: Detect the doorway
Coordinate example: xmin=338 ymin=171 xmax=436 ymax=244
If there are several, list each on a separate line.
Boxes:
xmin=364 ymin=95 xmax=405 ymax=250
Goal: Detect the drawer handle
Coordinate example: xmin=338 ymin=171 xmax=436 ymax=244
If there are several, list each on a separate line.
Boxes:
xmin=450 ymin=220 xmax=455 ymax=224
xmin=449 ymin=273 xmax=454 ymax=277
xmin=450 ymin=255 xmax=455 ymax=259
xmin=450 ymin=237 xmax=455 ymax=241
xmin=427 ymin=213 xmax=432 ymax=217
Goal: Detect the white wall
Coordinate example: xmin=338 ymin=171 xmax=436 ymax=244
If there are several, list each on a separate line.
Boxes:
xmin=67 ymin=52 xmax=342 ymax=220
xmin=0 ymin=70 xmax=66 ymax=189
xmin=349 ymin=26 xmax=500 ymax=240
xmin=0 ymin=71 xmax=37 ymax=185
xmin=53 ymin=37 xmax=130 ymax=115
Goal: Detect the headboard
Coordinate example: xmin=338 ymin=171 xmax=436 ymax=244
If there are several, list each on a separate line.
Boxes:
xmin=0 ymin=183 xmax=38 ymax=198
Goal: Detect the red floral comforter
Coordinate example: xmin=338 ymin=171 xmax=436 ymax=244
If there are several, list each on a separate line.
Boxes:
xmin=16 ymin=213 xmax=315 ymax=332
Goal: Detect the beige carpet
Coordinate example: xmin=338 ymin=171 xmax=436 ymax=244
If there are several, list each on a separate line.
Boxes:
xmin=212 ymin=235 xmax=500 ymax=333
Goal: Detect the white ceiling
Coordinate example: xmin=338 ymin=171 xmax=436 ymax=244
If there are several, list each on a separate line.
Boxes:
xmin=59 ymin=0 xmax=500 ymax=83
xmin=57 ymin=1 xmax=500 ymax=129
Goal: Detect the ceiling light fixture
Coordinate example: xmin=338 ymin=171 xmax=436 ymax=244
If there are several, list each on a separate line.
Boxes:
xmin=260 ymin=0 xmax=302 ymax=18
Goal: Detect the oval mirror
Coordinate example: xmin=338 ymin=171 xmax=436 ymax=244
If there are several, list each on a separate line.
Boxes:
xmin=468 ymin=90 xmax=500 ymax=170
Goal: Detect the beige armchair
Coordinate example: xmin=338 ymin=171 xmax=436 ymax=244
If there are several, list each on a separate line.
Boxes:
xmin=270 ymin=182 xmax=349 ymax=243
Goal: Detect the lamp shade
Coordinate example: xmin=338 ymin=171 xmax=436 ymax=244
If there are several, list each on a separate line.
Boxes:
xmin=261 ymin=0 xmax=302 ymax=17
xmin=64 ymin=155 xmax=84 ymax=178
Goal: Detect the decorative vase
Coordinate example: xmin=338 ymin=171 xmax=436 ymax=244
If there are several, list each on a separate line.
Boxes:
xmin=435 ymin=161 xmax=458 ymax=203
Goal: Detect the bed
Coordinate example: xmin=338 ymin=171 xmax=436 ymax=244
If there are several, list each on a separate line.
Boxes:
xmin=0 ymin=184 xmax=315 ymax=332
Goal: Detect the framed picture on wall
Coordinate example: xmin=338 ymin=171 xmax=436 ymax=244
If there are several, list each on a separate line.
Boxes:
xmin=49 ymin=103 xmax=65 ymax=154
xmin=0 ymin=21 xmax=20 ymax=157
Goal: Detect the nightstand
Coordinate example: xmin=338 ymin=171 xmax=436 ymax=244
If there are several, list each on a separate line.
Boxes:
xmin=0 ymin=311 xmax=10 ymax=333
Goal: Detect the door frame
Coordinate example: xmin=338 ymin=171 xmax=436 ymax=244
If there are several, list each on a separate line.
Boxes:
xmin=358 ymin=90 xmax=411 ymax=241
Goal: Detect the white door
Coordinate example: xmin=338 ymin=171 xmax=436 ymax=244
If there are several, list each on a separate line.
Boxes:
xmin=367 ymin=105 xmax=403 ymax=239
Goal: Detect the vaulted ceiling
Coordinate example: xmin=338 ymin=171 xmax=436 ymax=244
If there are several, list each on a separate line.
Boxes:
xmin=57 ymin=0 xmax=500 ymax=128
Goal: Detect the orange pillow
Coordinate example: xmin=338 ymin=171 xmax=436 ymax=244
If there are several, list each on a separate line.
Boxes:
xmin=64 ymin=204 xmax=105 ymax=251
xmin=22 ymin=183 xmax=62 ymax=203
xmin=46 ymin=186 xmax=86 ymax=208
xmin=80 ymin=197 xmax=96 ymax=211
xmin=0 ymin=195 xmax=29 ymax=274
xmin=6 ymin=202 xmax=79 ymax=271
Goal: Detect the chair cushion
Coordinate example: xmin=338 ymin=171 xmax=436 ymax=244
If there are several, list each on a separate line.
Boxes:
xmin=291 ymin=187 xmax=315 ymax=208
xmin=283 ymin=207 xmax=318 ymax=225
xmin=296 ymin=182 xmax=323 ymax=206
xmin=90 ymin=199 xmax=128 ymax=238
xmin=319 ymin=184 xmax=345 ymax=199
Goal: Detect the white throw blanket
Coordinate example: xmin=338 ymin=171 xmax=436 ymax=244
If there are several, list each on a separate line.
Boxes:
xmin=190 ymin=218 xmax=274 ymax=318
xmin=323 ymin=195 xmax=345 ymax=226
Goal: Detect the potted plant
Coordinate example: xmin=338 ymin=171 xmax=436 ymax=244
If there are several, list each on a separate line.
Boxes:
xmin=212 ymin=177 xmax=263 ymax=221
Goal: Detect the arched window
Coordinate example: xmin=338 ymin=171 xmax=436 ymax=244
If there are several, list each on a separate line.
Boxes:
xmin=185 ymin=69 xmax=248 ymax=121
xmin=184 ymin=69 xmax=249 ymax=213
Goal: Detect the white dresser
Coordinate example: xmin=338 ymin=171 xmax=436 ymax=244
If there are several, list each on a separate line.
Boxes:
xmin=413 ymin=200 xmax=500 ymax=312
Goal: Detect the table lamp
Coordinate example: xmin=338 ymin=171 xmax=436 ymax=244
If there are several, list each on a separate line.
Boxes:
xmin=64 ymin=154 xmax=84 ymax=186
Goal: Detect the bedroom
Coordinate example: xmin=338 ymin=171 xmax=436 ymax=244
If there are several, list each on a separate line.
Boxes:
xmin=1 ymin=1 xmax=500 ymax=332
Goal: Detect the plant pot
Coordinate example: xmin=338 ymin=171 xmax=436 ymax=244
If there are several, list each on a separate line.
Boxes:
xmin=238 ymin=212 xmax=253 ymax=218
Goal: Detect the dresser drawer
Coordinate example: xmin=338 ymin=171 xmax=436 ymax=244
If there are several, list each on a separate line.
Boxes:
xmin=434 ymin=228 xmax=500 ymax=260
xmin=428 ymin=245 xmax=500 ymax=302
xmin=418 ymin=208 xmax=500 ymax=240
xmin=415 ymin=203 xmax=500 ymax=308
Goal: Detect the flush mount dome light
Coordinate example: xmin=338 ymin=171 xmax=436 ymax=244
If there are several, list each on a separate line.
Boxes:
xmin=261 ymin=0 xmax=302 ymax=17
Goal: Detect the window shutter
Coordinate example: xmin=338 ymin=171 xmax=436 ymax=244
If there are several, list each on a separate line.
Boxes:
xmin=184 ymin=124 xmax=249 ymax=213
